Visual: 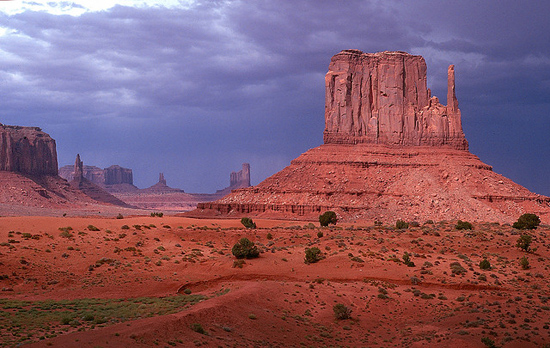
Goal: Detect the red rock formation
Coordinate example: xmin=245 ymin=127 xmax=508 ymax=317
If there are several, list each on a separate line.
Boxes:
xmin=324 ymin=50 xmax=468 ymax=150
xmin=104 ymin=165 xmax=133 ymax=186
xmin=59 ymin=163 xmax=133 ymax=187
xmin=69 ymin=154 xmax=132 ymax=207
xmin=0 ymin=124 xmax=58 ymax=175
xmin=230 ymin=163 xmax=251 ymax=188
xmin=192 ymin=50 xmax=550 ymax=223
xmin=142 ymin=173 xmax=184 ymax=194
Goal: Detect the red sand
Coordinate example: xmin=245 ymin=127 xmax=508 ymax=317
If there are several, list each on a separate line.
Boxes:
xmin=1 ymin=216 xmax=549 ymax=347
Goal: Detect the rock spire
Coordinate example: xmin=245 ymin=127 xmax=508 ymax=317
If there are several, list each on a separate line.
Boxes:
xmin=323 ymin=50 xmax=468 ymax=150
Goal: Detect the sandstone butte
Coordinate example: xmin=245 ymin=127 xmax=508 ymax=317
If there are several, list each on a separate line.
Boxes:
xmin=0 ymin=125 xmax=137 ymax=213
xmin=196 ymin=50 xmax=550 ymax=224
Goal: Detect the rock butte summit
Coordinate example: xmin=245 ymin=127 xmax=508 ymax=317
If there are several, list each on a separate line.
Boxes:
xmin=195 ymin=50 xmax=550 ymax=223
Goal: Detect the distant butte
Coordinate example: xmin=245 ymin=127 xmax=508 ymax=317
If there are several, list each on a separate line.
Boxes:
xmin=195 ymin=50 xmax=550 ymax=223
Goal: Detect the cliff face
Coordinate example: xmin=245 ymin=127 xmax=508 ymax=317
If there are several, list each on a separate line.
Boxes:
xmin=324 ymin=50 xmax=468 ymax=150
xmin=192 ymin=50 xmax=550 ymax=223
xmin=230 ymin=163 xmax=251 ymax=189
xmin=0 ymin=124 xmax=58 ymax=175
xmin=59 ymin=163 xmax=133 ymax=186
xmin=104 ymin=165 xmax=133 ymax=185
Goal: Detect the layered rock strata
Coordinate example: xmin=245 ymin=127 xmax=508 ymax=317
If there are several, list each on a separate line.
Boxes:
xmin=324 ymin=50 xmax=468 ymax=150
xmin=0 ymin=124 xmax=58 ymax=175
xmin=59 ymin=163 xmax=135 ymax=192
xmin=69 ymin=154 xmax=132 ymax=207
xmin=194 ymin=50 xmax=550 ymax=223
xmin=230 ymin=163 xmax=251 ymax=188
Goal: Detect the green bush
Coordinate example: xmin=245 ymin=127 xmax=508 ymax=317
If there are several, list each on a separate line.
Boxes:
xmin=319 ymin=211 xmax=337 ymax=227
xmin=240 ymin=217 xmax=257 ymax=229
xmin=266 ymin=233 xmax=273 ymax=240
xmin=513 ymin=213 xmax=540 ymax=230
xmin=304 ymin=247 xmax=323 ymax=264
xmin=479 ymin=259 xmax=491 ymax=270
xmin=150 ymin=212 xmax=164 ymax=217
xmin=231 ymin=238 xmax=259 ymax=259
xmin=395 ymin=220 xmax=409 ymax=229
xmin=190 ymin=323 xmax=206 ymax=334
xmin=516 ymin=234 xmax=532 ymax=252
xmin=116 ymin=214 xmax=124 ymax=219
xmin=455 ymin=220 xmax=473 ymax=230
xmin=317 ymin=231 xmax=324 ymax=238
xmin=402 ymin=252 xmax=415 ymax=267
xmin=333 ymin=303 xmax=352 ymax=320
xmin=87 ymin=225 xmax=100 ymax=231
xmin=519 ymin=256 xmax=530 ymax=270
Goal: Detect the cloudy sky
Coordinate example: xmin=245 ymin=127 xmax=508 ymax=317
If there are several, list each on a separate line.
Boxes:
xmin=0 ymin=0 xmax=548 ymax=195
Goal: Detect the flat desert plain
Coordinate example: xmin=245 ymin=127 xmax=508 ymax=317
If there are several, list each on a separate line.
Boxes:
xmin=0 ymin=215 xmax=549 ymax=347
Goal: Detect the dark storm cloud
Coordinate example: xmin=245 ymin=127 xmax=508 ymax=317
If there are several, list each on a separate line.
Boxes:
xmin=0 ymin=0 xmax=548 ymax=194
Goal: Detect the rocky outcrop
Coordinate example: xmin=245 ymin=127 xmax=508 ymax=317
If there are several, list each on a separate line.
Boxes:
xmin=230 ymin=163 xmax=251 ymax=188
xmin=324 ymin=50 xmax=468 ymax=150
xmin=192 ymin=50 xmax=550 ymax=223
xmin=142 ymin=173 xmax=184 ymax=194
xmin=59 ymin=163 xmax=133 ymax=187
xmin=69 ymin=154 xmax=133 ymax=207
xmin=0 ymin=124 xmax=58 ymax=175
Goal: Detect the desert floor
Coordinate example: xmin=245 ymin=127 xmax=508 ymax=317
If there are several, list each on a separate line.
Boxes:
xmin=0 ymin=215 xmax=549 ymax=347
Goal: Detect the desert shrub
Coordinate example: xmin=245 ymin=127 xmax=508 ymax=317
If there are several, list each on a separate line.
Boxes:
xmin=304 ymin=247 xmax=323 ymax=264
xmin=319 ymin=211 xmax=337 ymax=227
xmin=317 ymin=231 xmax=324 ymax=238
xmin=232 ymin=259 xmax=245 ymax=268
xmin=150 ymin=212 xmax=164 ymax=217
xmin=455 ymin=220 xmax=473 ymax=230
xmin=121 ymin=225 xmax=130 ymax=230
xmin=231 ymin=238 xmax=259 ymax=259
xmin=87 ymin=225 xmax=100 ymax=231
xmin=479 ymin=258 xmax=491 ymax=270
xmin=516 ymin=234 xmax=533 ymax=252
xmin=266 ymin=233 xmax=273 ymax=240
xmin=333 ymin=303 xmax=352 ymax=320
xmin=402 ymin=252 xmax=415 ymax=267
xmin=424 ymin=220 xmax=434 ymax=225
xmin=190 ymin=323 xmax=206 ymax=334
xmin=240 ymin=217 xmax=257 ymax=229
xmin=520 ymin=256 xmax=530 ymax=270
xmin=410 ymin=221 xmax=420 ymax=227
xmin=513 ymin=213 xmax=540 ymax=230
xmin=395 ymin=220 xmax=409 ymax=229
xmin=481 ymin=337 xmax=496 ymax=348
xmin=450 ymin=262 xmax=467 ymax=275
xmin=116 ymin=214 xmax=124 ymax=219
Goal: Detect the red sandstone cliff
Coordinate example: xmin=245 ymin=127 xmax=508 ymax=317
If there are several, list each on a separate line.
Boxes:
xmin=324 ymin=50 xmax=467 ymax=150
xmin=0 ymin=124 xmax=58 ymax=176
xmin=192 ymin=50 xmax=550 ymax=223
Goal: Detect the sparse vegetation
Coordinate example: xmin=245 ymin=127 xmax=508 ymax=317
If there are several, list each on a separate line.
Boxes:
xmin=240 ymin=217 xmax=257 ymax=229
xmin=513 ymin=213 xmax=540 ymax=230
xmin=402 ymin=252 xmax=415 ymax=267
xmin=479 ymin=258 xmax=491 ymax=270
xmin=333 ymin=303 xmax=352 ymax=320
xmin=520 ymin=256 xmax=530 ymax=270
xmin=190 ymin=323 xmax=206 ymax=334
xmin=304 ymin=247 xmax=323 ymax=264
xmin=455 ymin=220 xmax=473 ymax=230
xmin=87 ymin=225 xmax=100 ymax=231
xmin=516 ymin=234 xmax=533 ymax=252
xmin=231 ymin=238 xmax=259 ymax=259
xmin=116 ymin=213 xmax=124 ymax=219
xmin=319 ymin=211 xmax=337 ymax=227
xmin=150 ymin=212 xmax=164 ymax=217
xmin=395 ymin=220 xmax=409 ymax=229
